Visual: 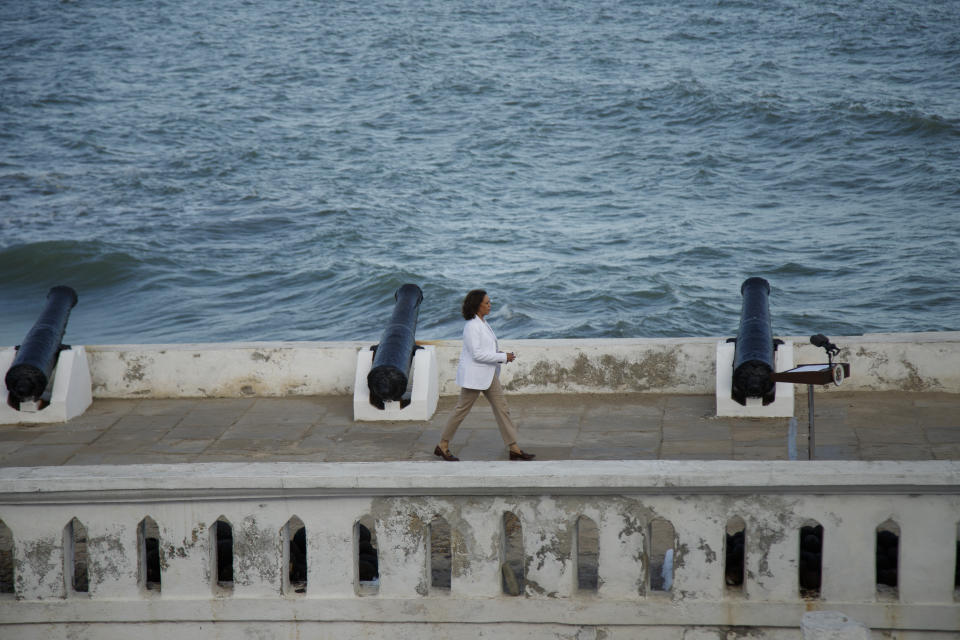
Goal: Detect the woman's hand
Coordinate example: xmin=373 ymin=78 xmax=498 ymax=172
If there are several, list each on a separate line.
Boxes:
xmin=505 ymin=352 xmax=516 ymax=363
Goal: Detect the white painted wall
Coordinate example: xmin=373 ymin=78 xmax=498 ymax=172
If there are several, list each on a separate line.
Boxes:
xmin=1 ymin=460 xmax=958 ymax=638
xmin=79 ymin=332 xmax=960 ymax=398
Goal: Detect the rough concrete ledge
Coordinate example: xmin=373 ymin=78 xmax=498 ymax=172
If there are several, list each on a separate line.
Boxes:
xmin=79 ymin=332 xmax=960 ymax=398
xmin=2 ymin=460 xmax=959 ymax=501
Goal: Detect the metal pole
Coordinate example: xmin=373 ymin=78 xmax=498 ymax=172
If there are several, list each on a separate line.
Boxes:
xmin=788 ymin=417 xmax=798 ymax=461
xmin=807 ymin=384 xmax=815 ymax=460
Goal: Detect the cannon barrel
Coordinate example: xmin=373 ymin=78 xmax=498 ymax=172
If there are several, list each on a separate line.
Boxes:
xmin=5 ymin=286 xmax=79 ymax=407
xmin=367 ymin=284 xmax=423 ymax=409
xmin=731 ymin=277 xmax=776 ymax=406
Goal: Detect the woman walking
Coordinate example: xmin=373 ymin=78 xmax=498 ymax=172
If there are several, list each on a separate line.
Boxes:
xmin=434 ymin=289 xmax=535 ymax=462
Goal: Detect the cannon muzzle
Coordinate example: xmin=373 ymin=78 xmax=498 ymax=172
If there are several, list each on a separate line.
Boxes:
xmin=367 ymin=284 xmax=423 ymax=409
xmin=5 ymin=286 xmax=78 ymax=409
xmin=731 ymin=277 xmax=776 ymax=406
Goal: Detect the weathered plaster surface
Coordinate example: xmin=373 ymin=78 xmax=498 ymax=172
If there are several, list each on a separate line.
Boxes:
xmin=87 ymin=342 xmax=364 ymax=398
xmin=17 ymin=535 xmax=58 ymax=596
xmin=2 ymin=461 xmax=960 ymax=636
xmin=235 ymin=515 xmax=278 ymax=588
xmin=504 ymin=349 xmax=688 ymax=393
xmin=86 ymin=530 xmax=127 ymax=589
xmin=80 ymin=332 xmax=960 ymax=398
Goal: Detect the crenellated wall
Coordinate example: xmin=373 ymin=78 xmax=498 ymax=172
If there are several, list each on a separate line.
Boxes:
xmin=1 ymin=460 xmax=959 ymax=639
xmin=80 ymin=331 xmax=960 ymax=398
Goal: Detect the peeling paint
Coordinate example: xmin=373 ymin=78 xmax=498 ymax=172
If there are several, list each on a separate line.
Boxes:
xmin=369 ymin=499 xmax=428 ymax=560
xmin=121 ymin=355 xmax=148 ymax=383
xmin=405 ymin=514 xmax=427 ymax=555
xmin=853 ymin=346 xmax=942 ymax=392
xmin=611 ymin=498 xmax=657 ymax=540
xmin=236 ymin=515 xmax=278 ymax=587
xmin=505 ymin=349 xmax=685 ymax=392
xmin=899 ymin=359 xmax=937 ymax=392
xmin=523 ymin=576 xmax=554 ymax=597
xmin=674 ymin=541 xmax=690 ymax=570
xmin=18 ymin=536 xmax=58 ymax=592
xmin=163 ymin=523 xmax=204 ymax=569
xmin=87 ymin=532 xmax=127 ymax=587
xmin=367 ymin=498 xmax=439 ymax=596
xmin=531 ymin=504 xmax=575 ymax=573
xmin=450 ymin=526 xmax=471 ymax=579
xmin=617 ymin=514 xmax=644 ymax=543
xmin=699 ymin=538 xmax=717 ymax=564
xmin=752 ymin=522 xmax=787 ymax=580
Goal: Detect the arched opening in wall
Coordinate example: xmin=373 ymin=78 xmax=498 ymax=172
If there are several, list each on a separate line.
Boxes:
xmin=725 ymin=517 xmax=746 ymax=594
xmin=649 ymin=518 xmax=675 ymax=593
xmin=64 ymin=517 xmax=89 ymax=594
xmin=876 ymin=519 xmax=900 ymax=600
xmin=799 ymin=521 xmax=823 ymax=598
xmin=954 ymin=521 xmax=960 ymax=600
xmin=212 ymin=517 xmax=234 ymax=592
xmin=576 ymin=515 xmax=599 ymax=593
xmin=502 ymin=511 xmax=524 ymax=596
xmin=356 ymin=517 xmax=379 ymax=596
xmin=284 ymin=516 xmax=306 ymax=595
xmin=0 ymin=519 xmax=13 ymax=596
xmin=138 ymin=516 xmax=161 ymax=593
xmin=429 ymin=516 xmax=451 ymax=592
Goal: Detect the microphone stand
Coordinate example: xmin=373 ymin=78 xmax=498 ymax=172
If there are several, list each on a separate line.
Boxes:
xmin=807 ymin=382 xmax=815 ymax=460
xmin=807 ymin=338 xmax=839 ymax=460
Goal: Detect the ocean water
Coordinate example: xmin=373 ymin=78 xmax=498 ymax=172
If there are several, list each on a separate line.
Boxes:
xmin=1 ymin=0 xmax=958 ymax=346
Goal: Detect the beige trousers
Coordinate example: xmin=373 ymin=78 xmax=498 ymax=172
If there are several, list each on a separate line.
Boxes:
xmin=440 ymin=375 xmax=519 ymax=446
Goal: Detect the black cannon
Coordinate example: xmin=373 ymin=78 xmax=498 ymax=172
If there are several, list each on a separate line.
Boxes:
xmin=730 ymin=277 xmax=779 ymax=406
xmin=5 ymin=286 xmax=78 ymax=410
xmin=367 ymin=284 xmax=423 ymax=409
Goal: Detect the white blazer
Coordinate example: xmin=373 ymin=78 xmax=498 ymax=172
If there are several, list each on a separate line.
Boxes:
xmin=456 ymin=316 xmax=507 ymax=390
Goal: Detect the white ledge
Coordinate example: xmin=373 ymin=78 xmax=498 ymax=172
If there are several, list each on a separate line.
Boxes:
xmin=2 ymin=460 xmax=959 ymax=502
xmin=75 ymin=331 xmax=960 ymax=397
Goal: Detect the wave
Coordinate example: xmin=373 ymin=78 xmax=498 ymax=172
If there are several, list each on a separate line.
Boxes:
xmin=0 ymin=240 xmax=148 ymax=290
xmin=832 ymin=102 xmax=959 ymax=138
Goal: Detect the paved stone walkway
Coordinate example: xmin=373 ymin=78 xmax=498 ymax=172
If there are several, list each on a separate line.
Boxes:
xmin=0 ymin=391 xmax=958 ymax=467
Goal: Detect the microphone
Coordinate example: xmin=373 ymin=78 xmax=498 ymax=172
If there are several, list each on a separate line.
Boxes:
xmin=810 ymin=334 xmax=839 ymax=354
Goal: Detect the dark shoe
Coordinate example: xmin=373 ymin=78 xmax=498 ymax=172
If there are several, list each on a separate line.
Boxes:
xmin=509 ymin=449 xmax=535 ymax=461
xmin=434 ymin=445 xmax=459 ymax=462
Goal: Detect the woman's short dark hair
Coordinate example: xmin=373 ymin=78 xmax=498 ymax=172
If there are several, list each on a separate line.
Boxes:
xmin=462 ymin=289 xmax=487 ymax=320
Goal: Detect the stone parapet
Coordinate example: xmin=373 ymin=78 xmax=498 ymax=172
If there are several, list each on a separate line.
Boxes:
xmin=0 ymin=460 xmax=958 ymax=638
xmin=78 ymin=332 xmax=960 ymax=398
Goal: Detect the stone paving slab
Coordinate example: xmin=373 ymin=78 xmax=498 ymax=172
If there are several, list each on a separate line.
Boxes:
xmin=0 ymin=391 xmax=957 ymax=467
